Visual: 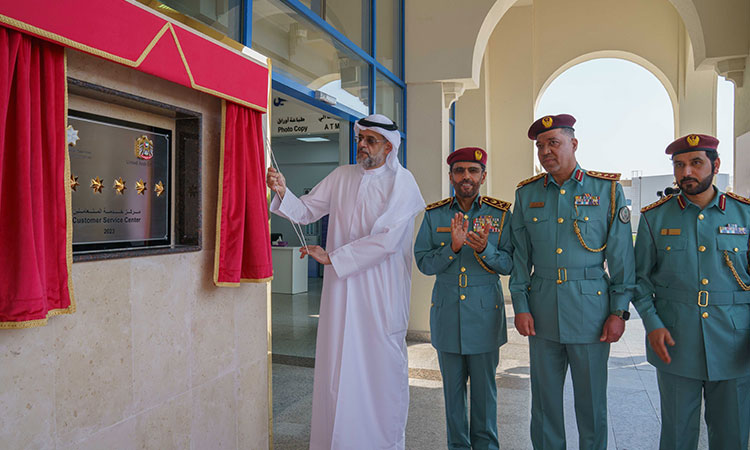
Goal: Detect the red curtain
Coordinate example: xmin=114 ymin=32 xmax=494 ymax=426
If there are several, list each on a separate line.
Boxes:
xmin=213 ymin=101 xmax=273 ymax=286
xmin=0 ymin=26 xmax=74 ymax=328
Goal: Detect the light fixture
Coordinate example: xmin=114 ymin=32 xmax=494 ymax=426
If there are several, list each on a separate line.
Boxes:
xmin=296 ymin=137 xmax=330 ymax=142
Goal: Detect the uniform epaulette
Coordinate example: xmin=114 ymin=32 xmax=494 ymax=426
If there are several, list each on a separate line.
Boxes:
xmin=726 ymin=191 xmax=750 ymax=206
xmin=425 ymin=197 xmax=451 ymax=211
xmin=586 ymin=170 xmax=621 ymax=181
xmin=640 ymin=195 xmax=673 ymax=213
xmin=516 ymin=173 xmax=546 ymax=188
xmin=481 ymin=196 xmax=511 ymax=211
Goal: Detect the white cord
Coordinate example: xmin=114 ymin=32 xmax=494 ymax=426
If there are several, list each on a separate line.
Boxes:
xmin=264 ymin=134 xmax=310 ymax=255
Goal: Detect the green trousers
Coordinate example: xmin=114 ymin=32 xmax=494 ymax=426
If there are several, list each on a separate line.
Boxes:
xmin=657 ymin=370 xmax=750 ymax=450
xmin=529 ymin=336 xmax=610 ymax=450
xmin=437 ymin=350 xmax=500 ymax=450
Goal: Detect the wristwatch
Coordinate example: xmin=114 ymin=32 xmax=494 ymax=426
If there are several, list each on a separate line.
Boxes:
xmin=613 ymin=310 xmax=630 ymax=321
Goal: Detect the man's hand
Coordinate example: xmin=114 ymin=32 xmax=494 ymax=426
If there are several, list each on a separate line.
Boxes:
xmin=450 ymin=213 xmax=469 ymax=253
xmin=647 ymin=328 xmax=675 ymax=364
xmin=467 ymin=223 xmax=490 ymax=253
xmin=266 ymin=167 xmax=287 ymax=198
xmin=300 ymin=245 xmax=331 ymax=265
xmin=515 ymin=312 xmax=536 ymax=336
xmin=599 ymin=314 xmax=626 ymax=343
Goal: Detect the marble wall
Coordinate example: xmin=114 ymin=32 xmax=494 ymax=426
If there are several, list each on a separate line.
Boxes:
xmin=0 ymin=49 xmax=271 ymax=449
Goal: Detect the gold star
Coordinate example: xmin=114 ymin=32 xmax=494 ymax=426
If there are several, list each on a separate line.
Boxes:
xmin=70 ymin=174 xmax=79 ymax=191
xmin=114 ymin=177 xmax=127 ymax=195
xmin=154 ymin=181 xmax=165 ymax=197
xmin=90 ymin=176 xmax=104 ymax=193
xmin=135 ymin=179 xmax=147 ymax=195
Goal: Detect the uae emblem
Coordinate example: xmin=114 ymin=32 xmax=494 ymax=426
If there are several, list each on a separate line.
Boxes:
xmin=135 ymin=135 xmax=154 ymax=160
xmin=542 ymin=116 xmax=553 ymax=128
xmin=687 ymin=134 xmax=700 ymax=147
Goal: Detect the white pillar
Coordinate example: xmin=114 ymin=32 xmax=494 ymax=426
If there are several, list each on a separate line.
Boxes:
xmin=406 ymin=82 xmax=451 ymax=336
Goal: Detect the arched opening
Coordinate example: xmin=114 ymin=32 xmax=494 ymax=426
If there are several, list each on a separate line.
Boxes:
xmin=535 ymin=57 xmax=676 ymax=178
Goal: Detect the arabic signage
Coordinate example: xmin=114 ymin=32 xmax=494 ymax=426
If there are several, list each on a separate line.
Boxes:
xmin=68 ymin=111 xmax=171 ymax=251
xmin=271 ymin=96 xmax=340 ymax=136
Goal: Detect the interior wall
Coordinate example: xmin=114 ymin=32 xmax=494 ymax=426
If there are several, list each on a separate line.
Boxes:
xmin=484 ymin=5 xmax=535 ymax=204
xmin=455 ymin=57 xmax=491 ymax=195
xmin=270 ymin=140 xmax=339 ymax=246
xmin=0 ymin=49 xmax=270 ymax=449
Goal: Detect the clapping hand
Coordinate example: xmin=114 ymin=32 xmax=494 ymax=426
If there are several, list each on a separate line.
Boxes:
xmin=450 ymin=213 xmax=469 ymax=253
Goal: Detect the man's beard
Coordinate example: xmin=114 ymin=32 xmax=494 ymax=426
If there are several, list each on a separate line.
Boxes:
xmin=678 ymin=172 xmax=714 ymax=195
xmin=357 ymin=150 xmax=386 ymax=169
xmin=454 ymin=179 xmax=479 ymax=199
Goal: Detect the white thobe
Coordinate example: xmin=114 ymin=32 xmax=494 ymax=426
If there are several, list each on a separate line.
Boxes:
xmin=270 ymin=163 xmax=424 ymax=450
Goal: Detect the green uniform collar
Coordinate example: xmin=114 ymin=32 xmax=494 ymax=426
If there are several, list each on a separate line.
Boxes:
xmin=677 ymin=186 xmax=726 ymax=215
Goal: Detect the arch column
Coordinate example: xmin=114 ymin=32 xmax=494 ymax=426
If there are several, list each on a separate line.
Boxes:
xmin=406 ymin=81 xmax=452 ymax=336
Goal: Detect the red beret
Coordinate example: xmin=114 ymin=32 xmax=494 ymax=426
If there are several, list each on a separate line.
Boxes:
xmin=447 ymin=147 xmax=487 ymax=166
xmin=528 ymin=114 xmax=576 ymax=140
xmin=665 ymin=134 xmax=719 ymax=155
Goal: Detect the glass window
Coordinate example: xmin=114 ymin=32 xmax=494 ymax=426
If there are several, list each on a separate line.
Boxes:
xmin=296 ymin=0 xmax=370 ymax=51
xmin=159 ymin=0 xmax=242 ymax=41
xmin=376 ymin=73 xmax=403 ymax=128
xmin=253 ymin=0 xmax=369 ymax=115
xmin=376 ymin=0 xmax=401 ymax=76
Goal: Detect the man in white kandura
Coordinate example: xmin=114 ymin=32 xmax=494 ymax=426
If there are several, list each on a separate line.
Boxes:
xmin=267 ymin=114 xmax=425 ymax=450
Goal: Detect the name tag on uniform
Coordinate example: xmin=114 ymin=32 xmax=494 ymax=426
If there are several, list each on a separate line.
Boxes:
xmin=473 ymin=216 xmax=500 ymax=233
xmin=530 ymin=202 xmax=544 ymax=208
xmin=436 ymin=227 xmax=451 ymax=232
xmin=574 ymin=193 xmax=600 ymax=206
xmin=719 ymin=224 xmax=749 ymax=235
xmin=660 ymin=228 xmax=681 ymax=236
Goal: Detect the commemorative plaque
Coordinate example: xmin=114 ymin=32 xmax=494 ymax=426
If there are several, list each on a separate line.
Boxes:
xmin=68 ymin=110 xmax=171 ymax=252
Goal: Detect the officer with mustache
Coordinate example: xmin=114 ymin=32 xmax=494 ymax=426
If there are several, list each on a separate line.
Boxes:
xmin=509 ymin=114 xmax=635 ymax=450
xmin=415 ymin=147 xmax=513 ymax=450
xmin=633 ymin=134 xmax=750 ymax=450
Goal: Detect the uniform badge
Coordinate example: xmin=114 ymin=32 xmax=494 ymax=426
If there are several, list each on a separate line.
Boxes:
xmin=475 ymin=150 xmax=483 ymax=161
xmin=687 ymin=134 xmax=700 ymax=147
xmin=135 ymin=135 xmax=154 ymax=160
xmin=618 ymin=206 xmax=631 ymax=224
xmin=574 ymin=193 xmax=600 ymax=206
xmin=530 ymin=202 xmax=545 ymax=208
xmin=542 ymin=116 xmax=553 ymax=128
xmin=660 ymin=228 xmax=681 ymax=236
xmin=719 ymin=224 xmax=749 ymax=235
xmin=473 ymin=216 xmax=500 ymax=233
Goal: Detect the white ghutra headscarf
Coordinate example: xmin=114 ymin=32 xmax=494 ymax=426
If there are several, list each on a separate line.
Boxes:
xmin=353 ymin=114 xmax=402 ymax=171
xmin=353 ymin=114 xmax=425 ymax=233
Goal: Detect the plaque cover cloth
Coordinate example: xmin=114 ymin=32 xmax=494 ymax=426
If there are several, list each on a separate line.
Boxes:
xmin=213 ymin=101 xmax=273 ymax=286
xmin=0 ymin=0 xmax=269 ymax=112
xmin=0 ymin=26 xmax=75 ymax=328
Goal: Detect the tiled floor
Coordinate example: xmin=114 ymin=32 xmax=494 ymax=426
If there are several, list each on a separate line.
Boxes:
xmin=271 ymin=280 xmax=716 ymax=449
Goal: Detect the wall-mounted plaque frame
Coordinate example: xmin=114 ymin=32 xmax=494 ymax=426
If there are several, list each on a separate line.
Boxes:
xmin=69 ymin=110 xmax=172 ymax=253
xmin=68 ymin=77 xmax=202 ymax=262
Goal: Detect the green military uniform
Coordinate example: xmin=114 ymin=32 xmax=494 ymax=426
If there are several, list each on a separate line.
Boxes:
xmin=633 ymin=190 xmax=750 ymax=449
xmin=509 ymin=165 xmax=635 ymax=450
xmin=415 ymin=194 xmax=513 ymax=450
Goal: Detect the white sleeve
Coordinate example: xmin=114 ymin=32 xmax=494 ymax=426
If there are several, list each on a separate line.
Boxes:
xmin=328 ymin=214 xmax=414 ymax=279
xmin=269 ymin=172 xmax=334 ymax=225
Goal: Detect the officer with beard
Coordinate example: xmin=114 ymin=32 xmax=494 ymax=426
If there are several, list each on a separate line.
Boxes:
xmin=415 ymin=147 xmax=513 ymax=450
xmin=633 ymin=134 xmax=750 ymax=450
